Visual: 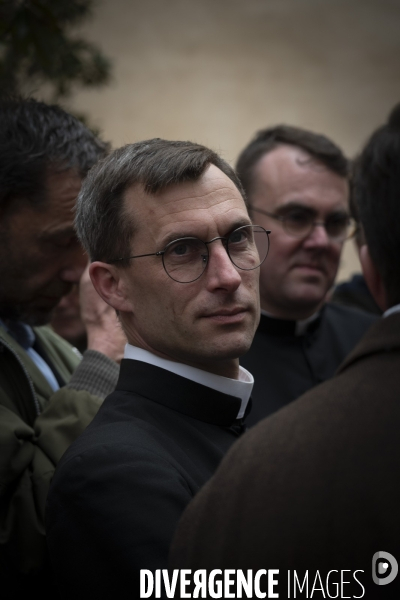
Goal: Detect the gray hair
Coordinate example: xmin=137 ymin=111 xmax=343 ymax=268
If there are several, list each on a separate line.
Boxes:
xmin=76 ymin=138 xmax=245 ymax=264
xmin=0 ymin=95 xmax=108 ymax=211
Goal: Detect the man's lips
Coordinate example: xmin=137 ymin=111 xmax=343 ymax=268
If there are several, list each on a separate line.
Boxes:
xmin=293 ymin=263 xmax=325 ymax=274
xmin=201 ymin=307 xmax=249 ymax=323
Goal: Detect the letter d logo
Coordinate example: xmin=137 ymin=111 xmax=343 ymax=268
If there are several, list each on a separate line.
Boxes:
xmin=372 ymin=551 xmax=398 ymax=586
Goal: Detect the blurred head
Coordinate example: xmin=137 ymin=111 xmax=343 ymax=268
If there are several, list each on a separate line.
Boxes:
xmin=236 ymin=125 xmax=350 ymax=320
xmin=0 ymin=96 xmax=107 ymax=325
xmin=77 ymin=139 xmax=261 ymax=378
xmin=354 ymin=103 xmax=400 ymax=310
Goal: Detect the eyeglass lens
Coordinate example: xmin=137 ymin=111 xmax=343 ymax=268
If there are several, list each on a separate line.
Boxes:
xmin=163 ymin=225 xmax=269 ymax=283
xmin=282 ymin=209 xmax=354 ymax=240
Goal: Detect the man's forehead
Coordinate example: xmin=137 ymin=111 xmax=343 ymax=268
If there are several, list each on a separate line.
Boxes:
xmin=255 ymin=145 xmax=328 ymax=183
xmin=2 ymin=169 xmax=83 ymax=243
xmin=123 ymin=165 xmax=245 ymax=218
xmin=44 ymin=169 xmax=82 ymax=208
xmin=253 ymin=145 xmax=348 ymax=208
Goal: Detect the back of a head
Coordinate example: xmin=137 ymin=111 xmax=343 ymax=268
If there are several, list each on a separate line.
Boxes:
xmin=236 ymin=124 xmax=349 ymax=201
xmin=0 ymin=96 xmax=108 ymax=211
xmin=76 ymin=138 xmax=244 ymax=265
xmin=353 ymin=103 xmax=400 ymax=306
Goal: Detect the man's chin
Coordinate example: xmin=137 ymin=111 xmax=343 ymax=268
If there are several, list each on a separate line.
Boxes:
xmin=210 ymin=333 xmax=256 ymax=361
xmin=288 ymin=291 xmax=327 ymax=317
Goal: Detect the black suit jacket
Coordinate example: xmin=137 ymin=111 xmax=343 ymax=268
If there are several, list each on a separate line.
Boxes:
xmin=241 ymin=302 xmax=377 ymax=423
xmin=170 ymin=313 xmax=400 ymax=598
xmin=45 ymin=360 xmax=247 ymax=599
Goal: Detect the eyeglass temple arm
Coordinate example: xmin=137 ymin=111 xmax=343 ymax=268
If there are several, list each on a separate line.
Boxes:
xmin=108 ymin=251 xmax=164 ymax=263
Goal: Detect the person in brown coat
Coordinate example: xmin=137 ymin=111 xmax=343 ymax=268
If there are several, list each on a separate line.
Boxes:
xmin=169 ymin=106 xmax=400 ymax=599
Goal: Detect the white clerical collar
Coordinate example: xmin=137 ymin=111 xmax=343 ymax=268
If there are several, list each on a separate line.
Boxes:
xmin=124 ymin=344 xmax=253 ymax=419
xmin=383 ymin=303 xmax=400 ymax=318
xmin=260 ymin=309 xmax=320 ymax=336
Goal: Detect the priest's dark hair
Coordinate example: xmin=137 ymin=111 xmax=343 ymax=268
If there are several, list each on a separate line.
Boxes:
xmin=75 ymin=138 xmax=245 ymax=265
xmin=0 ymin=95 xmax=108 ymax=213
xmin=236 ymin=125 xmax=349 ymax=201
xmin=353 ymin=102 xmax=400 ymax=306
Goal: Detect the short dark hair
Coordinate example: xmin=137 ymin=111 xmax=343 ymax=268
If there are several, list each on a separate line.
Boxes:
xmin=353 ymin=103 xmax=400 ymax=306
xmin=236 ymin=125 xmax=349 ymax=200
xmin=76 ymin=138 xmax=246 ymax=264
xmin=0 ymin=96 xmax=108 ymax=211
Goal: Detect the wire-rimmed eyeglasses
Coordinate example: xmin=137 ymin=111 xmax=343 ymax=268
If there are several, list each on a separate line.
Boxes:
xmin=250 ymin=206 xmax=356 ymax=242
xmin=108 ymin=224 xmax=271 ymax=283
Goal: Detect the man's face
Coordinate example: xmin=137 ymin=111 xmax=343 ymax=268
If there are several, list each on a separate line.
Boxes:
xmin=117 ymin=165 xmax=260 ymax=378
xmin=249 ymin=145 xmax=349 ymax=319
xmin=0 ymin=169 xmax=87 ymax=325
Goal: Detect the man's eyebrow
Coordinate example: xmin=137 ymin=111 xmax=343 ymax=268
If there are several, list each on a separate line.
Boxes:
xmin=160 ymin=218 xmax=253 ymax=247
xmin=227 ymin=217 xmax=253 ymax=231
xmin=159 ymin=231 xmax=197 ymax=247
xmin=275 ymin=202 xmax=350 ymax=217
xmin=275 ymin=202 xmax=317 ymax=215
xmin=40 ymin=226 xmax=77 ymax=240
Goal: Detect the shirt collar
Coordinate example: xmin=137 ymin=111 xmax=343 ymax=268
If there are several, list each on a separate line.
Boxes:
xmin=260 ymin=309 xmax=321 ymax=336
xmin=124 ymin=344 xmax=253 ymax=419
xmin=0 ymin=318 xmax=35 ymax=349
xmin=383 ymin=303 xmax=400 ymax=318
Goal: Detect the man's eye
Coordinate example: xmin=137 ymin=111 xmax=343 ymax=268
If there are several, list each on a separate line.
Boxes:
xmin=167 ymin=240 xmax=202 ymax=260
xmin=229 ymin=230 xmax=247 ymax=244
xmin=171 ymin=243 xmax=189 ymax=256
xmin=45 ymin=235 xmax=78 ymax=249
xmin=326 ymin=214 xmax=349 ymax=234
xmin=56 ymin=238 xmax=75 ymax=248
xmin=285 ymin=210 xmax=312 ymax=225
xmin=327 ymin=214 xmax=348 ymax=226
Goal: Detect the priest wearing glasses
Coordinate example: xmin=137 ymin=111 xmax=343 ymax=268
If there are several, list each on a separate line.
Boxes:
xmin=45 ymin=139 xmax=269 ymax=599
xmin=236 ymin=125 xmax=377 ymax=422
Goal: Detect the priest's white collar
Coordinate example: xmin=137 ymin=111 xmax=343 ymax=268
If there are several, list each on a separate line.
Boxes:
xmin=383 ymin=303 xmax=400 ymax=318
xmin=124 ymin=344 xmax=253 ymax=419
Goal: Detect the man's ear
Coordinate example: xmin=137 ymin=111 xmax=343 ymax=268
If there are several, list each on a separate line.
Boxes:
xmin=89 ymin=262 xmax=133 ymax=313
xmin=359 ymin=245 xmax=387 ymax=311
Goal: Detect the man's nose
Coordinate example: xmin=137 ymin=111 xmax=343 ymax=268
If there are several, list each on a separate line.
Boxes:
xmin=303 ymin=221 xmax=331 ymax=248
xmin=59 ymin=244 xmax=88 ymax=283
xmin=205 ymin=240 xmax=242 ymax=292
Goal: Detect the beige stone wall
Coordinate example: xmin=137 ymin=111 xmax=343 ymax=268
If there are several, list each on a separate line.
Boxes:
xmin=68 ymin=0 xmax=400 ymax=282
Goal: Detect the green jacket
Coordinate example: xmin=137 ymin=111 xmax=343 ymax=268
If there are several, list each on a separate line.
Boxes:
xmin=0 ymin=325 xmax=118 ymax=582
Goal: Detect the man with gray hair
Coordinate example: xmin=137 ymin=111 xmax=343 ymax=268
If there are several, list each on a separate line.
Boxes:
xmin=0 ymin=97 xmax=125 ymax=596
xmin=46 ymin=138 xmax=267 ymax=598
